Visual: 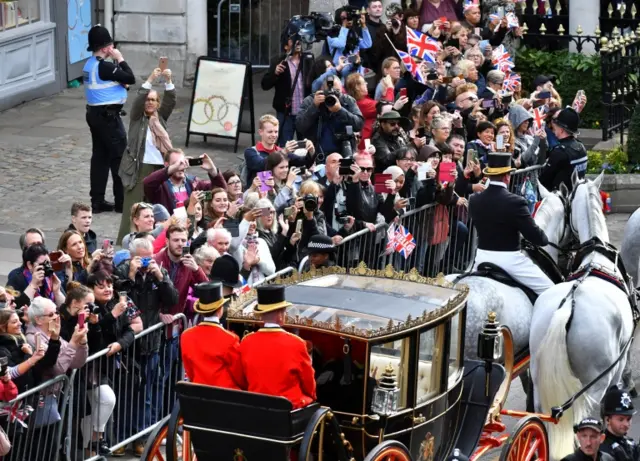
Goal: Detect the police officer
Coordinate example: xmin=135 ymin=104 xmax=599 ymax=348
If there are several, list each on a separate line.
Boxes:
xmin=601 ymin=386 xmax=639 ymax=461
xmin=561 ymin=417 xmax=615 ymax=461
xmin=539 ymin=107 xmax=588 ymax=193
xmin=83 ymin=25 xmax=136 ymax=213
xmin=469 ymin=152 xmax=553 ymax=295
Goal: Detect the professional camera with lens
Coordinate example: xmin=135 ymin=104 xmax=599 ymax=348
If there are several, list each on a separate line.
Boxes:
xmin=282 ymin=12 xmax=338 ymax=47
xmin=324 ymin=76 xmax=342 ymax=108
xmin=41 ymin=260 xmax=54 ymax=277
xmin=335 ymin=125 xmax=356 ymax=159
xmin=303 ymin=194 xmax=318 ymax=212
xmin=339 ymin=5 xmax=362 ymax=23
xmin=335 ymin=210 xmax=349 ymax=225
xmin=87 ymin=302 xmax=101 ymax=315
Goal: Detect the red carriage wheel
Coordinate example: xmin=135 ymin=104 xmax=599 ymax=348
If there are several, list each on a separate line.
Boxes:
xmin=364 ymin=440 xmax=412 ymax=461
xmin=499 ymin=416 xmax=549 ymax=461
xmin=140 ymin=420 xmax=169 ymax=461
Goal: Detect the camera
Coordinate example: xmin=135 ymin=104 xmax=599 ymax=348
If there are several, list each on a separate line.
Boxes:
xmin=282 ymin=12 xmax=337 ymax=47
xmin=41 ymin=260 xmax=54 ymax=277
xmin=336 ymin=210 xmax=349 ymax=225
xmin=391 ymin=18 xmax=401 ymax=29
xmin=87 ymin=302 xmax=101 ymax=315
xmin=335 ymin=125 xmax=356 ymax=159
xmin=324 ymin=76 xmax=341 ymax=108
xmin=339 ymin=5 xmax=362 ymax=23
xmin=303 ymin=194 xmax=318 ymax=212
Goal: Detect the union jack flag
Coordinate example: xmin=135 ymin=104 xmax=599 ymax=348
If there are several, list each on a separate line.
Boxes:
xmin=397 ymin=49 xmax=415 ymax=73
xmin=532 ymin=106 xmax=546 ymax=130
xmin=502 ymin=72 xmax=521 ymax=92
xmin=394 ymin=225 xmax=416 ymax=259
xmin=385 ymin=223 xmax=397 ymax=255
xmin=463 ymin=0 xmax=479 ymax=11
xmin=406 ymin=28 xmax=440 ymax=63
xmin=492 ymin=45 xmax=514 ymax=72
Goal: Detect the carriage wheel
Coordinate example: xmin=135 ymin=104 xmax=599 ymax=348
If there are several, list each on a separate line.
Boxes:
xmin=166 ymin=402 xmax=196 ymax=461
xmin=299 ymin=408 xmax=351 ymax=460
xmin=499 ymin=416 xmax=549 ymax=461
xmin=140 ymin=417 xmax=170 ymax=461
xmin=363 ymin=440 xmax=412 ymax=461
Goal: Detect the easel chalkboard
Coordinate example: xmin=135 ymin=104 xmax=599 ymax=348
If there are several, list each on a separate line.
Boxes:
xmin=185 ymin=57 xmax=255 ymax=153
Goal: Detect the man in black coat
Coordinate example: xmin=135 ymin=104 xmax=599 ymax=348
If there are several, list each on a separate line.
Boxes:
xmin=540 ymin=107 xmax=588 ymax=193
xmin=469 ymin=152 xmax=553 ymax=295
xmin=601 ymin=386 xmax=639 ymax=461
xmin=562 ymin=418 xmax=615 ymax=461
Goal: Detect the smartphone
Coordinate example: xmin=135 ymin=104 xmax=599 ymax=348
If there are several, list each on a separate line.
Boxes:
xmin=427 ymin=72 xmax=439 ymax=81
xmin=296 ymin=140 xmax=307 ymax=149
xmin=364 ymin=138 xmax=371 ymax=149
xmin=182 ymin=245 xmax=190 ymax=257
xmin=102 ymin=238 xmax=114 ymax=251
xmin=188 ymin=157 xmax=204 ymax=166
xmin=496 ymin=134 xmax=505 ymax=150
xmin=224 ymin=222 xmax=240 ymax=237
xmin=439 ymin=161 xmax=457 ymax=184
xmin=399 ymin=88 xmax=407 ymax=98
xmin=35 ymin=333 xmax=41 ymax=353
xmin=284 ymin=206 xmax=296 ymax=218
xmin=119 ymin=291 xmax=128 ymax=304
xmin=347 ymin=55 xmax=358 ymax=64
xmin=537 ymin=91 xmax=552 ymax=99
xmin=159 ymin=57 xmax=168 ymax=71
xmin=407 ymin=197 xmax=416 ymax=206
xmin=446 ymin=38 xmax=460 ymax=49
xmin=439 ymin=16 xmax=447 ymax=29
xmin=257 ymin=171 xmax=273 ymax=192
xmin=78 ymin=311 xmax=85 ymax=329
xmin=502 ymin=94 xmax=513 ymax=105
xmin=482 ymin=99 xmax=496 ymax=109
xmin=260 ymin=207 xmax=271 ymax=217
xmin=417 ymin=162 xmax=433 ymax=181
xmin=442 ymin=76 xmax=453 ymax=84
xmin=338 ymin=158 xmax=354 ymax=176
xmin=49 ymin=250 xmax=64 ymax=272
xmin=474 ymin=27 xmax=482 ymax=36
xmin=497 ymin=6 xmax=505 ymax=17
xmin=203 ymin=191 xmax=212 ymax=201
xmin=295 ymin=219 xmax=303 ymax=234
xmin=374 ymin=173 xmax=393 ymax=193
xmin=467 ymin=148 xmax=478 ymax=167
xmin=298 ymin=166 xmax=307 ymax=175
xmin=416 ymin=127 xmax=427 ymax=138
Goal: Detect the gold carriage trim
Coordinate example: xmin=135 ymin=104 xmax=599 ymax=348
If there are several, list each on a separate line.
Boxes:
xmin=227 ymin=262 xmax=469 ymax=339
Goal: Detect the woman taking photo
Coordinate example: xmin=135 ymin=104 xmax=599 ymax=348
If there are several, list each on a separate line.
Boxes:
xmin=374 ymin=57 xmax=402 ymax=101
xmin=0 ymin=309 xmax=52 ymax=393
xmin=264 ymin=152 xmax=300 ymax=210
xmin=223 ymin=170 xmax=244 ymax=220
xmin=8 ymin=244 xmax=65 ymax=309
xmin=117 ymin=67 xmax=177 ymax=244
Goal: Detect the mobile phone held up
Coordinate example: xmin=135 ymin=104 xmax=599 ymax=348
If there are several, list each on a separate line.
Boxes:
xmin=78 ymin=311 xmax=86 ymax=329
xmin=188 ymin=157 xmax=204 ymax=167
xmin=338 ymin=158 xmax=354 ymax=176
xmin=399 ymin=88 xmax=407 ymax=98
xmin=159 ymin=57 xmax=168 ymax=71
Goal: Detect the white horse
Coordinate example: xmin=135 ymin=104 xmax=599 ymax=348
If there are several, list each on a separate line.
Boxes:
xmin=621 ymin=207 xmax=640 ymax=287
xmin=530 ymin=172 xmax=635 ymax=460
xmin=446 ymin=183 xmax=570 ymax=360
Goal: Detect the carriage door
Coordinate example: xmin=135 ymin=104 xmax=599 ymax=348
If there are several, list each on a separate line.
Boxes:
xmin=410 ymin=325 xmax=447 ymax=459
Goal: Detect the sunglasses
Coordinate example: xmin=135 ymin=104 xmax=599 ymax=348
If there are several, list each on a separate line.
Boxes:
xmin=227 ymin=180 xmax=242 ymax=186
xmin=134 ymin=202 xmax=153 ymax=214
xmin=360 ymin=167 xmax=374 ymax=173
xmin=385 ymin=121 xmax=400 ymax=127
xmin=146 ymin=98 xmax=159 ymax=102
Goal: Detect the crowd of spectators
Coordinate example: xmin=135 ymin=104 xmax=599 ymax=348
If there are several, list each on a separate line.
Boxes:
xmin=0 ymin=0 xmax=591 ymax=457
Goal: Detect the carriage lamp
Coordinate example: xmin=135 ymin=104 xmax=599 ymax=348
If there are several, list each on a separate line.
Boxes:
xmin=477 ymin=312 xmax=503 ymax=363
xmin=371 ymin=363 xmax=400 ymax=416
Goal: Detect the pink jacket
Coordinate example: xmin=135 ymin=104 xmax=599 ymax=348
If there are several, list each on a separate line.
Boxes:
xmin=26 ymin=325 xmax=88 ymax=381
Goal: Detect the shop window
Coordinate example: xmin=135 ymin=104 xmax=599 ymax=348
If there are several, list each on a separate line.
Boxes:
xmin=1 ymin=0 xmax=43 ymax=31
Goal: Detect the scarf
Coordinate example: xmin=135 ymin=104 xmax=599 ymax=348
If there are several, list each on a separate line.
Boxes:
xmin=148 ymin=114 xmax=173 ymax=155
xmin=22 ymin=268 xmax=54 ymax=301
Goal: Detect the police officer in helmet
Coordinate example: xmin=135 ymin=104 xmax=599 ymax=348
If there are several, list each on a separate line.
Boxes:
xmin=83 ymin=25 xmax=136 ymax=213
xmin=539 ymin=107 xmax=588 ymax=193
xmin=601 ymin=386 xmax=639 ymax=461
xmin=561 ymin=418 xmax=615 ymax=461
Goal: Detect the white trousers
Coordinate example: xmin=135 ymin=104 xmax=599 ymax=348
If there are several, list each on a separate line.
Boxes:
xmin=473 ymin=249 xmax=554 ymax=295
xmin=81 ymin=384 xmax=117 ymax=447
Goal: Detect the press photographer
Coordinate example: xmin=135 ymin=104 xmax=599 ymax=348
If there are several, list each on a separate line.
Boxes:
xmin=327 ymin=6 xmax=372 ymax=67
xmin=295 ymin=75 xmax=364 ymax=163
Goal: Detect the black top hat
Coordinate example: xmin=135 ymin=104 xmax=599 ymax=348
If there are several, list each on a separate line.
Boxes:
xmin=603 ymin=386 xmax=636 ymax=416
xmin=482 ymin=152 xmax=515 ymax=176
xmin=209 ymin=254 xmax=243 ymax=288
xmin=307 ymin=235 xmax=336 ymax=254
xmin=378 ymin=110 xmax=411 ymax=131
xmin=87 ymin=25 xmax=113 ymax=52
xmin=574 ymin=417 xmax=603 ymax=434
xmin=253 ymin=285 xmax=292 ymax=315
xmin=193 ymin=282 xmax=227 ymax=314
xmin=553 ymin=107 xmax=580 ymax=136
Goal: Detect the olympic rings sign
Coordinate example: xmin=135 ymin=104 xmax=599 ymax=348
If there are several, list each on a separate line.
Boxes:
xmin=191 ymin=95 xmax=240 ymax=133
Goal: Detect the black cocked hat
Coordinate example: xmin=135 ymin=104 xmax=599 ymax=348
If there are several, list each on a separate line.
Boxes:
xmin=253 ymin=285 xmax=292 ymax=314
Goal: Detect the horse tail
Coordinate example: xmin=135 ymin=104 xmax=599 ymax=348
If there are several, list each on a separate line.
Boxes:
xmin=533 ymin=299 xmax=592 ymax=460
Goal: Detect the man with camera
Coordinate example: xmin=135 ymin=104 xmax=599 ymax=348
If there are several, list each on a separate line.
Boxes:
xmin=318 ymin=153 xmax=354 ymax=243
xmin=371 ymin=111 xmax=411 ymax=173
xmin=480 ymin=70 xmax=509 ymax=120
xmin=143 ymin=149 xmax=226 ymax=215
xmin=114 ymin=237 xmax=177 ymax=453
xmin=296 ymin=76 xmax=364 ymax=163
xmin=328 ymin=6 xmax=372 ymax=67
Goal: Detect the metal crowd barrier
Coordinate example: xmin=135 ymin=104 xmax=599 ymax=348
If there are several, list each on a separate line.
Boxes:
xmin=0 ymin=374 xmax=70 ymax=461
xmin=64 ymin=314 xmax=187 ymax=461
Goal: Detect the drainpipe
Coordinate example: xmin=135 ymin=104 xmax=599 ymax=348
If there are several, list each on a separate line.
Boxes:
xmin=104 ymin=0 xmax=114 ymax=38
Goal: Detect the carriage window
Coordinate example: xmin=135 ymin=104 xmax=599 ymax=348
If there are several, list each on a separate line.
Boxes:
xmin=370 ymin=338 xmax=409 ymax=410
xmin=416 ymin=326 xmax=444 ymax=404
xmin=448 ymin=313 xmax=463 ymax=387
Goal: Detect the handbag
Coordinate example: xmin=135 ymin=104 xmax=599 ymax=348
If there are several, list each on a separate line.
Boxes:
xmin=430 ymin=204 xmax=450 ymax=245
xmin=32 ymin=394 xmax=61 ymax=428
xmin=0 ymin=425 xmax=11 ymax=456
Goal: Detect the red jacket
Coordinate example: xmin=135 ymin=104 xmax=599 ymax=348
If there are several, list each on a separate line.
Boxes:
xmin=357 ymin=96 xmax=378 ymax=150
xmin=153 ymin=249 xmax=209 ymax=316
xmin=0 ymin=379 xmax=18 ymax=401
xmin=238 ymin=327 xmax=316 ymax=409
xmin=181 ymin=321 xmax=244 ymax=389
xmin=143 ymin=167 xmax=227 ymax=215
